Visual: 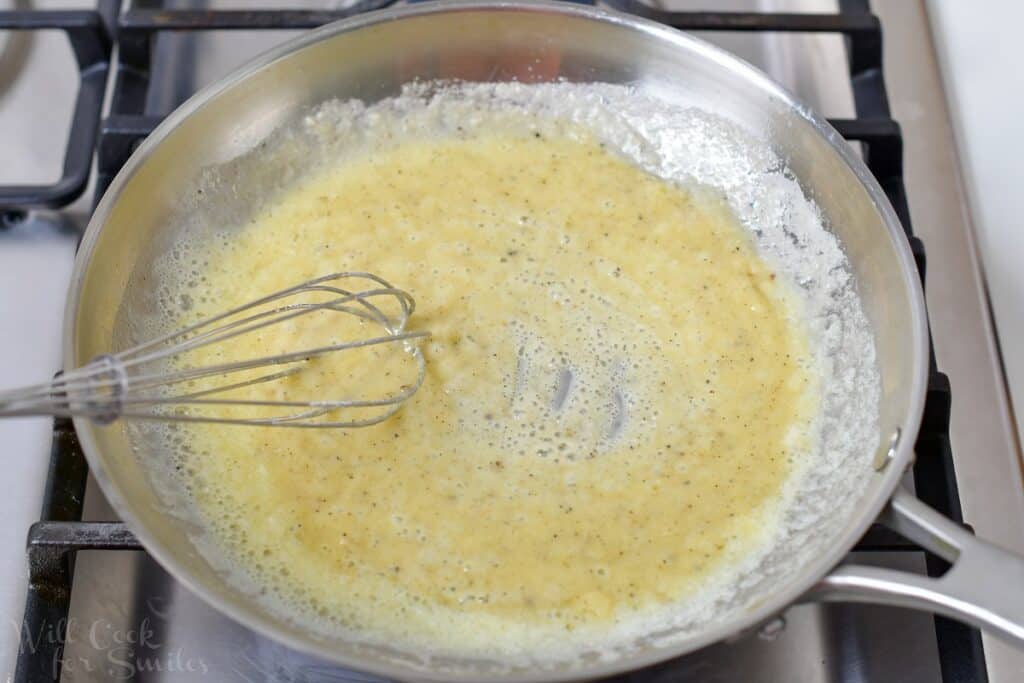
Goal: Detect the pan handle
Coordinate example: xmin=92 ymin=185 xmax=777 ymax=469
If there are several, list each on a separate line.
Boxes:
xmin=806 ymin=486 xmax=1024 ymax=647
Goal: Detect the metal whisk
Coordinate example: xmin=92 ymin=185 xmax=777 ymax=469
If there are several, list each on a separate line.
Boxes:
xmin=0 ymin=272 xmax=428 ymax=428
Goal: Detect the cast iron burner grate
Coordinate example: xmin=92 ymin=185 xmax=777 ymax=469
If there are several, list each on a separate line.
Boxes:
xmin=0 ymin=1 xmax=986 ymax=681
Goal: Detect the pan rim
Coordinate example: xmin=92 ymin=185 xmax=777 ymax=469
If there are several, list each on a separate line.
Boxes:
xmin=64 ymin=1 xmax=930 ymax=680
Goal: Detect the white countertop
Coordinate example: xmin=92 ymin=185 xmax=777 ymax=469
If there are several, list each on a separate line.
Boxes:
xmin=927 ymin=1 xmax=1024 ymax=444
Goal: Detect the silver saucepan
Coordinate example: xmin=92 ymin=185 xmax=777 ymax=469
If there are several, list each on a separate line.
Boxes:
xmin=66 ymin=1 xmax=1024 ymax=680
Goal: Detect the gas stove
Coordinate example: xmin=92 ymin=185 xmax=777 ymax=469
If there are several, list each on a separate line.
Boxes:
xmin=2 ymin=1 xmax=1021 ymax=681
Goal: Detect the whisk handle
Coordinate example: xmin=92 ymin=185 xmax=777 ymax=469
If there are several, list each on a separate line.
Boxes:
xmin=0 ymin=354 xmax=127 ymax=423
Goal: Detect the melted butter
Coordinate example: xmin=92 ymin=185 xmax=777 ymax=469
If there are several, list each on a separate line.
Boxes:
xmin=176 ymin=133 xmax=817 ymax=654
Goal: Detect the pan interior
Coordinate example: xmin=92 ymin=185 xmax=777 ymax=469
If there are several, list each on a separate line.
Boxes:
xmin=119 ymin=81 xmax=879 ymax=671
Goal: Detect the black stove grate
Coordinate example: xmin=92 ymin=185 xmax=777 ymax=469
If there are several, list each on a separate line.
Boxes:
xmin=2 ymin=1 xmax=986 ymax=681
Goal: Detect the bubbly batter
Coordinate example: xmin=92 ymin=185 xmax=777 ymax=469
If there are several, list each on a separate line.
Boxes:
xmin=175 ymin=132 xmax=818 ymax=655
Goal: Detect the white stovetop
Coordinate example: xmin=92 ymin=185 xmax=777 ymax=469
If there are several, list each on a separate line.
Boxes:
xmin=0 ymin=17 xmax=81 ymax=680
xmin=0 ymin=229 xmax=76 ymax=681
xmin=1 ymin=1 xmax=1022 ymax=681
xmin=926 ymin=1 xmax=1024 ymax=445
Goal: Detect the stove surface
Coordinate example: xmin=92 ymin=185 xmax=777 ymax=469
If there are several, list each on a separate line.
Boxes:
xmin=2 ymin=1 xmax=1021 ymax=682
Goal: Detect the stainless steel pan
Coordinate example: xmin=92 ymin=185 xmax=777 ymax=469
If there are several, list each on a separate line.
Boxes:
xmin=65 ymin=1 xmax=1024 ymax=679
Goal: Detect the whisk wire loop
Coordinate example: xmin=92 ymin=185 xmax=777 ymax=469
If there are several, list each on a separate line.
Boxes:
xmin=0 ymin=272 xmax=428 ymax=428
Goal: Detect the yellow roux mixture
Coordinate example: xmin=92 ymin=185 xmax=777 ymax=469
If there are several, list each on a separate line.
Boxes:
xmin=176 ymin=132 xmax=818 ymax=653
